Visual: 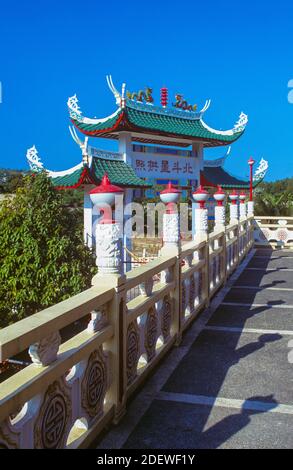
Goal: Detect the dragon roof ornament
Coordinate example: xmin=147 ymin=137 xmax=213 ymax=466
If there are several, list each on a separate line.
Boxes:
xmin=233 ymin=112 xmax=248 ymax=134
xmin=253 ymin=158 xmax=269 ymax=182
xmin=26 ymin=146 xmax=44 ymax=172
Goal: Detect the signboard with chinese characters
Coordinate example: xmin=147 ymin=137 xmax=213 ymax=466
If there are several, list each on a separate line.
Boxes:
xmin=133 ymin=153 xmax=198 ymax=180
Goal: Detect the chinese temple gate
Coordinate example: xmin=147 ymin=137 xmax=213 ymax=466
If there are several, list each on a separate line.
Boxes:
xmin=26 ymin=75 xmax=268 ymax=256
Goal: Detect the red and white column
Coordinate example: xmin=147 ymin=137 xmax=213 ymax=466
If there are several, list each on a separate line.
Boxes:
xmin=239 ymin=191 xmax=247 ymax=219
xmin=192 ymin=185 xmax=209 ymax=237
xmin=160 ymin=182 xmax=181 ymax=250
xmin=229 ymin=190 xmax=239 ymax=224
xmin=89 ymin=174 xmax=124 ymax=275
xmin=213 ymin=185 xmax=226 ymax=229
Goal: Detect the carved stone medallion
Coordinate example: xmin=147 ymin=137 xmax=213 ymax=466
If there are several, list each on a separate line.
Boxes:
xmin=81 ymin=348 xmax=107 ymax=418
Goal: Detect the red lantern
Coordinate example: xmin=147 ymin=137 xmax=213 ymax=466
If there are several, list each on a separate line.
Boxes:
xmin=161 ymin=87 xmax=168 ymax=108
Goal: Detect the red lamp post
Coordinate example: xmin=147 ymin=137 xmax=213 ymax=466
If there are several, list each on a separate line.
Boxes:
xmin=89 ymin=173 xmax=124 ymax=224
xmin=248 ymin=157 xmax=255 ymax=202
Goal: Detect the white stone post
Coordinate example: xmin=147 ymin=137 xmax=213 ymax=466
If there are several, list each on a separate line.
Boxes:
xmin=194 ymin=206 xmax=208 ymax=237
xmin=229 ymin=191 xmax=239 ymax=224
xmin=213 ymin=186 xmax=226 ymax=230
xmin=119 ymin=132 xmax=133 ymax=270
xmin=192 ymin=186 xmax=209 ymax=238
xmin=95 ymin=223 xmax=123 ymax=274
xmin=247 ymin=201 xmax=254 ymax=217
xmin=191 ymin=142 xmax=203 ymax=239
xmin=163 ymin=212 xmax=180 ymax=249
xmin=239 ymin=201 xmax=247 ymax=219
xmin=160 ymin=182 xmax=181 ymax=253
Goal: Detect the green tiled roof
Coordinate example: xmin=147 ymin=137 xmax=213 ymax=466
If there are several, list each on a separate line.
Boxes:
xmin=125 ymin=107 xmax=243 ymax=144
xmin=51 ymin=158 xmax=150 ymax=189
xmin=91 ymin=157 xmax=150 ymax=187
xmin=72 ymin=109 xmax=123 ymax=134
xmin=202 ymin=166 xmax=261 ymax=189
xmin=51 ymin=167 xmax=86 ymax=188
xmin=71 ymin=102 xmax=245 ymax=145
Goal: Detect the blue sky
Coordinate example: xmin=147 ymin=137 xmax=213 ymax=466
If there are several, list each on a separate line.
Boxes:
xmin=0 ymin=0 xmax=292 ymax=181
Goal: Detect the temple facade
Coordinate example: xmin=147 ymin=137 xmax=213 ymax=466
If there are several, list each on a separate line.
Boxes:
xmin=26 ymin=75 xmax=268 ymax=249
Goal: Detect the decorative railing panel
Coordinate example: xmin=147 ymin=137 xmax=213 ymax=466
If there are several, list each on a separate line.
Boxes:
xmin=0 ymin=216 xmax=255 ymax=449
xmin=254 ymin=217 xmax=293 ymax=247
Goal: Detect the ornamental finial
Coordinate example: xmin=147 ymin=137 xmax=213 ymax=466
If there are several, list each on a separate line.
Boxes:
xmin=26 ymin=145 xmax=44 ymax=172
xmin=233 ymin=112 xmax=248 ymax=133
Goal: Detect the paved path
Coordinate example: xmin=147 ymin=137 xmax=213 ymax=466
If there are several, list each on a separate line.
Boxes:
xmin=97 ymin=249 xmax=293 ymax=449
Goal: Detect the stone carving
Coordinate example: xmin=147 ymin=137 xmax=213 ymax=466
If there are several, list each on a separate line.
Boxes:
xmin=194 ymin=208 xmax=208 ymax=235
xmin=126 ymin=321 xmax=140 ymax=385
xmin=34 ymin=379 xmax=71 ymax=449
xmin=95 ymin=223 xmax=123 ymax=274
xmin=81 ymin=348 xmax=107 ymax=418
xmin=239 ymin=203 xmax=247 ymax=219
xmin=163 ymin=213 xmax=180 ymax=246
xmin=87 ymin=308 xmax=108 ymax=333
xmin=161 ymin=296 xmax=172 ymax=342
xmin=144 ymin=307 xmax=158 ymax=362
xmin=215 ymin=205 xmax=225 ymax=227
xmin=29 ymin=331 xmax=61 ymax=366
xmin=0 ymin=421 xmax=19 ymax=449
xmin=229 ymin=204 xmax=239 ymax=222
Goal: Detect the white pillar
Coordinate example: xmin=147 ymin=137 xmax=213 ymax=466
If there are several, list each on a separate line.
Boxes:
xmin=247 ymin=201 xmax=254 ymax=217
xmin=163 ymin=212 xmax=180 ymax=249
xmin=239 ymin=202 xmax=247 ymax=219
xmin=194 ymin=207 xmax=208 ymax=238
xmin=215 ymin=205 xmax=226 ymax=229
xmin=229 ymin=203 xmax=239 ymax=224
xmin=119 ymin=132 xmax=133 ymax=270
xmin=83 ymin=191 xmax=93 ymax=249
xmin=95 ymin=223 xmax=123 ymax=275
xmin=191 ymin=142 xmax=203 ymax=239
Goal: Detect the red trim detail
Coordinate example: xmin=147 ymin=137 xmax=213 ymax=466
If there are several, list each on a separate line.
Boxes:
xmin=54 ymin=167 xmax=94 ymax=190
xmin=71 ymin=111 xmax=125 ymax=136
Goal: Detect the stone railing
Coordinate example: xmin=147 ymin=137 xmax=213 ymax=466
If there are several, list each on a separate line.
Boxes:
xmin=254 ymin=216 xmax=293 ymax=248
xmin=0 ymin=217 xmax=254 ymax=449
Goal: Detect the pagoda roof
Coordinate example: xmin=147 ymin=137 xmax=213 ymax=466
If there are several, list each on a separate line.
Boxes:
xmin=51 ymin=156 xmax=151 ymax=190
xmin=26 ymin=146 xmax=150 ymax=190
xmin=67 ymin=79 xmax=248 ymax=148
xmin=201 ymin=157 xmax=268 ymax=189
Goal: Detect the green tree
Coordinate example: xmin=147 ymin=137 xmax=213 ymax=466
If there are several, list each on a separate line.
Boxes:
xmin=0 ymin=172 xmax=96 ymax=327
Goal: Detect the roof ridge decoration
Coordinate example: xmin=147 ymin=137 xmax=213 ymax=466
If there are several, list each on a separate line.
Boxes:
xmin=26 ymin=144 xmax=85 ymax=178
xmin=253 ymin=158 xmax=269 ymax=182
xmin=26 ymin=146 xmax=44 ymax=172
xmin=106 ymin=74 xmax=127 ymax=107
xmin=200 ymin=111 xmax=248 ymax=137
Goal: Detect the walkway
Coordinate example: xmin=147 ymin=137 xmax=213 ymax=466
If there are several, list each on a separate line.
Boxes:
xmin=97 ymin=249 xmax=293 ymax=449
